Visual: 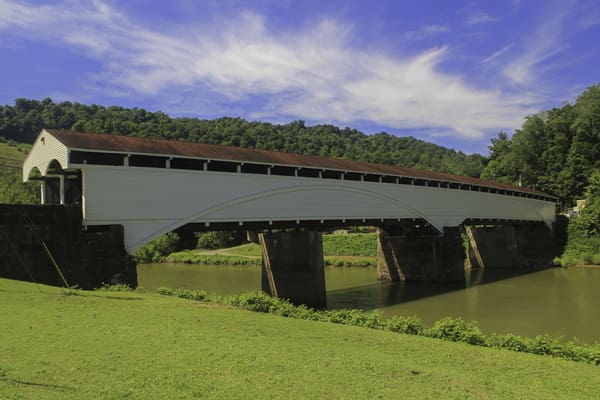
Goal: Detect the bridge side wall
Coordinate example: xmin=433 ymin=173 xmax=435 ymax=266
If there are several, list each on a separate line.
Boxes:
xmin=77 ymin=165 xmax=557 ymax=252
xmin=0 ymin=204 xmax=136 ymax=289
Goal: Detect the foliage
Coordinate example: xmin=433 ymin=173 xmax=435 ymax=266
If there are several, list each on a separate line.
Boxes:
xmin=481 ymin=84 xmax=600 ymax=205
xmin=0 ymin=98 xmax=486 ymax=177
xmin=424 ymin=317 xmax=486 ymax=345
xmin=0 ymin=139 xmax=38 ymax=204
xmin=132 ymin=232 xmax=181 ymax=262
xmin=560 ymin=169 xmax=600 ymax=264
xmin=159 ymin=235 xmax=379 ymax=267
xmin=95 ymin=283 xmax=133 ymax=292
xmin=384 ymin=315 xmax=424 ymax=335
xmin=321 ymin=233 xmax=377 ymax=257
xmin=196 ymin=230 xmax=245 ymax=250
xmin=165 ymin=251 xmax=261 ymax=265
xmin=156 ymin=289 xmax=600 ymax=365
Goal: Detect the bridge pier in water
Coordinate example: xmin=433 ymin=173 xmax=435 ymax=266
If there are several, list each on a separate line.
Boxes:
xmin=377 ymin=227 xmax=466 ymax=282
xmin=464 ymin=224 xmax=555 ymax=269
xmin=258 ymin=231 xmax=327 ymax=309
xmin=377 ymin=223 xmax=556 ymax=283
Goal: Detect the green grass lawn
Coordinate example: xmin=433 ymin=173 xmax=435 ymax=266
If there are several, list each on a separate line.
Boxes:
xmin=1 ymin=278 xmax=599 ymax=399
xmin=166 ymin=233 xmax=378 ymax=267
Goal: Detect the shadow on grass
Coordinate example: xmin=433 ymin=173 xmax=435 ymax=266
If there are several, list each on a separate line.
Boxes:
xmin=86 ymin=294 xmax=144 ymax=301
xmin=1 ymin=375 xmax=74 ymax=391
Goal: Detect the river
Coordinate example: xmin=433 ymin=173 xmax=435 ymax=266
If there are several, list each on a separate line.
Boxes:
xmin=138 ymin=263 xmax=600 ymax=344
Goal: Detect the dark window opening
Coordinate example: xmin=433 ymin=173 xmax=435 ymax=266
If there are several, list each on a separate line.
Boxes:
xmin=344 ymin=172 xmax=362 ymax=181
xmin=398 ymin=177 xmax=413 ymax=185
xmin=171 ymin=158 xmax=205 ymax=171
xmin=207 ymin=160 xmax=239 ymax=173
xmin=297 ymin=168 xmax=320 ymax=178
xmin=129 ymin=155 xmax=167 ymax=168
xmin=364 ymin=174 xmax=381 ymax=182
xmin=414 ymin=179 xmax=427 ymax=186
xmin=241 ymin=163 xmax=270 ymax=175
xmin=271 ymin=165 xmax=297 ymax=176
xmin=382 ymin=176 xmax=397 ymax=184
xmin=70 ymin=151 xmax=125 ymax=166
xmin=322 ymin=170 xmax=343 ymax=180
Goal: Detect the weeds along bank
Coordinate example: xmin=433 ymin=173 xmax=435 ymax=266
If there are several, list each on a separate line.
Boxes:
xmin=158 ymin=287 xmax=600 ymax=366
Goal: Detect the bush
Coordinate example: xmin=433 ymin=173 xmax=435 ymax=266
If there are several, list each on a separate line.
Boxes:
xmin=385 ymin=315 xmax=424 ymax=335
xmin=196 ymin=231 xmax=244 ymax=250
xmin=133 ymin=232 xmax=181 ymax=262
xmin=488 ymin=334 xmax=530 ymax=352
xmin=425 ymin=317 xmax=486 ymax=345
xmin=323 ymin=309 xmax=383 ymax=329
xmin=95 ymin=283 xmax=132 ymax=292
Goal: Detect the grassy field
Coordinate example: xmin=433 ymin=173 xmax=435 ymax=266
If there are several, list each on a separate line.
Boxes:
xmin=1 ymin=278 xmax=599 ymax=399
xmin=0 ymin=139 xmax=38 ymax=203
xmin=0 ymin=139 xmax=29 ymax=171
xmin=166 ymin=233 xmax=378 ymax=267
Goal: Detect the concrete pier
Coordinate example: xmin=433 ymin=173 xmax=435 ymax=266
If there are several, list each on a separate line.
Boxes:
xmin=259 ymin=231 xmax=327 ymax=309
xmin=465 ymin=224 xmax=555 ymax=269
xmin=377 ymin=227 xmax=466 ymax=282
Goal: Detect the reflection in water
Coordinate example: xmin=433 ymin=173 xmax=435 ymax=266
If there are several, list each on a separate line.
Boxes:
xmin=138 ymin=263 xmax=600 ymax=344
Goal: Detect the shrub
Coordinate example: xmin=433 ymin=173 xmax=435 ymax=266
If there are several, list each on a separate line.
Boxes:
xmin=425 ymin=317 xmax=486 ymax=345
xmin=385 ymin=315 xmax=424 ymax=335
xmin=323 ymin=309 xmax=383 ymax=329
xmin=95 ymin=283 xmax=132 ymax=292
xmin=488 ymin=334 xmax=530 ymax=352
xmin=230 ymin=292 xmax=284 ymax=313
xmin=196 ymin=231 xmax=244 ymax=250
xmin=133 ymin=232 xmax=181 ymax=262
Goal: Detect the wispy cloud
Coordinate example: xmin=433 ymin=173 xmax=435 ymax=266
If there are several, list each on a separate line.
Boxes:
xmin=465 ymin=12 xmax=499 ymax=26
xmin=502 ymin=3 xmax=571 ymax=85
xmin=481 ymin=44 xmax=513 ymax=64
xmin=0 ymin=0 xmax=538 ymax=139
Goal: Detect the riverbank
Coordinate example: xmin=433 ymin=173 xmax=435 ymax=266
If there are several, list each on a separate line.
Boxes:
xmin=2 ymin=278 xmax=599 ymax=399
xmin=165 ymin=233 xmax=378 ymax=267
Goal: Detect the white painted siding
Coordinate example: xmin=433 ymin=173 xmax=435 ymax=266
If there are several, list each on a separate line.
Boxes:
xmin=78 ymin=165 xmax=556 ymax=251
xmin=23 ymin=129 xmax=69 ymax=181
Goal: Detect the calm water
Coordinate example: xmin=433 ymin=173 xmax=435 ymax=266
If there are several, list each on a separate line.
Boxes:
xmin=138 ymin=263 xmax=600 ymax=343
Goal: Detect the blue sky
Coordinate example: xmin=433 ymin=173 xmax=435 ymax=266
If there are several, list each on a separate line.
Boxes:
xmin=1 ymin=0 xmax=599 ymax=153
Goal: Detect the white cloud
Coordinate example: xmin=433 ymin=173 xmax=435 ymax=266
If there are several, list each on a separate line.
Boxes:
xmin=465 ymin=12 xmax=499 ymax=26
xmin=0 ymin=0 xmax=539 ymax=139
xmin=502 ymin=5 xmax=570 ymax=85
xmin=481 ymin=44 xmax=513 ymax=64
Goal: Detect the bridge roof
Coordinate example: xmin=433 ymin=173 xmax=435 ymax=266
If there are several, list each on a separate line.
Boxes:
xmin=45 ymin=129 xmax=552 ymax=198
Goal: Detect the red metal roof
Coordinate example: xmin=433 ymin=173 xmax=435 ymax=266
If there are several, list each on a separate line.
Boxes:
xmin=45 ymin=129 xmax=553 ymax=198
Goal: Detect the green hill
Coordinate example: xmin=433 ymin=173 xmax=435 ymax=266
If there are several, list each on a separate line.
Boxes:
xmin=0 ymin=139 xmax=37 ymax=204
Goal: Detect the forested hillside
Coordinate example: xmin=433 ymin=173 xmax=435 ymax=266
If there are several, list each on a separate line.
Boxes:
xmin=0 ymin=98 xmax=485 ymax=177
xmin=482 ymin=84 xmax=600 ymax=205
xmin=1 ymin=82 xmax=600 ymax=206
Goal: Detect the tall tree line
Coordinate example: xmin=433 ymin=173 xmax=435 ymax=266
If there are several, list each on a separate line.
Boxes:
xmin=482 ymin=84 xmax=600 ymax=205
xmin=1 ymin=83 xmax=600 ymax=206
xmin=0 ymin=98 xmax=485 ymax=177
